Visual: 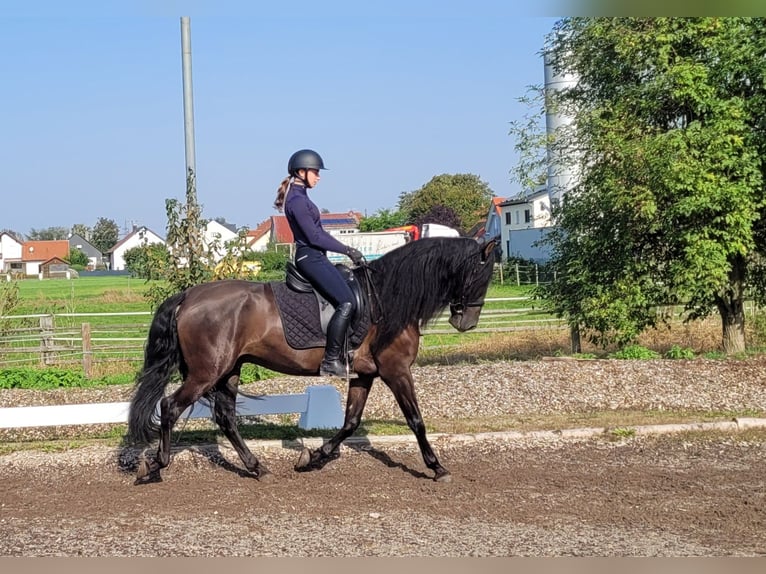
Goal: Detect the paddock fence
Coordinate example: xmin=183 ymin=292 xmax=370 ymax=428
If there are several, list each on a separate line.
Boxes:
xmin=0 ymin=298 xmax=563 ymax=374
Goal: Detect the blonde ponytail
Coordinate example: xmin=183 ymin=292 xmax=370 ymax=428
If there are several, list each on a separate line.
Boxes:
xmin=273 ymin=176 xmax=292 ymax=211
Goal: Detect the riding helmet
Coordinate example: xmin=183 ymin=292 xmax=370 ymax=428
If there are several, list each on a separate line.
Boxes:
xmin=288 ymin=149 xmax=326 ymax=175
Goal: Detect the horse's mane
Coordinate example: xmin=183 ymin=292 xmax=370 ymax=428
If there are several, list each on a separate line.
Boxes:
xmin=364 ymin=237 xmax=485 ymax=352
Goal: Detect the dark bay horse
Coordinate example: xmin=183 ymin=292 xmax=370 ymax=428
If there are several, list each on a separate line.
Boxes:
xmin=128 ymin=235 xmax=501 ymax=483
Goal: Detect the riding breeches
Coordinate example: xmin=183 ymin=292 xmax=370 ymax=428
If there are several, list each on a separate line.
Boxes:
xmin=294 ymin=246 xmax=356 ymax=312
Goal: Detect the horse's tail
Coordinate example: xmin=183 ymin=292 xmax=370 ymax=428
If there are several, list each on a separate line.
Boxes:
xmin=128 ymin=290 xmax=187 ymax=444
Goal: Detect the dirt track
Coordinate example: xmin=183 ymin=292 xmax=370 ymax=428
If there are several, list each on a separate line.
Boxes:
xmin=1 ymin=430 xmax=765 ymax=557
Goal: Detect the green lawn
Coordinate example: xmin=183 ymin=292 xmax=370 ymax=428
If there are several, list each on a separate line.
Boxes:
xmin=13 ymin=275 xmax=156 ymax=315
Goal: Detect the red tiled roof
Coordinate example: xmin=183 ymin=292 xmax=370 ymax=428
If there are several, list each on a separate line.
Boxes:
xmin=246 ymin=220 xmax=271 ymax=246
xmin=271 ymin=216 xmax=294 ymax=244
xmin=21 ymin=240 xmax=70 ymax=262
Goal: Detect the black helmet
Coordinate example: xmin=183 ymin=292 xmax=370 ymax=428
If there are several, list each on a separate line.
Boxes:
xmin=288 ymin=149 xmax=326 ymax=175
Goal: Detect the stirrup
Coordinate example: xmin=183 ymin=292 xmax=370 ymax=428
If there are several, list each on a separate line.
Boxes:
xmin=319 ymin=358 xmax=349 ymax=378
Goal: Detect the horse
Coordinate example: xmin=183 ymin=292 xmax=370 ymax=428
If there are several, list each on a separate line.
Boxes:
xmin=127 ymin=235 xmax=501 ymax=484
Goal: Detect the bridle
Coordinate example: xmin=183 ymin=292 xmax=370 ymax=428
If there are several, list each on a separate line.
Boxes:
xmin=449 ymin=250 xmax=492 ymax=317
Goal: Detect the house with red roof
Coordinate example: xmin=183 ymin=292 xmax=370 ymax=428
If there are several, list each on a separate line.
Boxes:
xmin=20 ymin=240 xmax=70 ymax=277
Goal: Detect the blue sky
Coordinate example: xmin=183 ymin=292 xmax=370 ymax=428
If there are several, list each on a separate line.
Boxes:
xmin=1 ymin=2 xmax=560 ymax=238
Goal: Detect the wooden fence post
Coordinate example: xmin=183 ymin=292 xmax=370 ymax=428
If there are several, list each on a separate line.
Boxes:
xmin=40 ymin=315 xmax=54 ymax=366
xmin=81 ymin=322 xmax=93 ymax=379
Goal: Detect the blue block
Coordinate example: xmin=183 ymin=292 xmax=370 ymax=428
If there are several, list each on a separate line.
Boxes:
xmin=298 ymin=385 xmax=344 ymax=430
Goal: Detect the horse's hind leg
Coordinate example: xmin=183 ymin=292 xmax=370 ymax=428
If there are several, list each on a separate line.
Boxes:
xmin=136 ymin=379 xmax=207 ymax=484
xmin=212 ymin=375 xmax=273 ymax=481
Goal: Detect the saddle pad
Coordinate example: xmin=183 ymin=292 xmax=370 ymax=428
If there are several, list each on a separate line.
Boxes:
xmin=270 ymin=282 xmax=370 ymax=350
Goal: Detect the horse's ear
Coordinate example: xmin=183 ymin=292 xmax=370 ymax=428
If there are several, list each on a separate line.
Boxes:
xmin=481 ymin=234 xmax=501 ymax=262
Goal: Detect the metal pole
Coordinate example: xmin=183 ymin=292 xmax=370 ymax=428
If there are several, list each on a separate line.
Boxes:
xmin=180 ymin=17 xmax=196 ymax=176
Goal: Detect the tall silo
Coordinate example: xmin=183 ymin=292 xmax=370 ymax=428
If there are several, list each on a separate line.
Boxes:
xmin=543 ymin=50 xmax=579 ymax=208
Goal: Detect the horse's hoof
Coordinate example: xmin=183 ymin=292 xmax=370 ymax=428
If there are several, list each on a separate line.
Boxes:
xmin=434 ymin=471 xmax=452 ymax=483
xmin=135 ymin=457 xmax=150 ymax=481
xmin=257 ymin=469 xmax=275 ymax=483
xmin=134 ymin=470 xmax=162 ymax=485
xmin=295 ymin=447 xmax=312 ymax=471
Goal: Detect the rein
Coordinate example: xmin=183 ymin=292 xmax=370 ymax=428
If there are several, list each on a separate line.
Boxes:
xmin=359 ymin=262 xmax=383 ymax=324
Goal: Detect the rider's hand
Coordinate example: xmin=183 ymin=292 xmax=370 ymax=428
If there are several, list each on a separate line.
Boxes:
xmin=347 ymin=247 xmax=364 ymax=265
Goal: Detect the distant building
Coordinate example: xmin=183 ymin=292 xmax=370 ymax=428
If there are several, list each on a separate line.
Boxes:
xmin=20 ymin=240 xmax=70 ymax=276
xmin=498 ymin=186 xmax=554 ymax=262
xmin=203 ymin=220 xmax=239 ymax=262
xmin=68 ymin=234 xmax=103 ymax=269
xmin=0 ymin=232 xmax=23 ymax=274
xmin=106 ymin=226 xmax=165 ymax=271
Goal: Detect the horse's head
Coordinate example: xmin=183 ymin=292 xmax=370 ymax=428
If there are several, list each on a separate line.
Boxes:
xmin=448 ymin=235 xmax=501 ymax=331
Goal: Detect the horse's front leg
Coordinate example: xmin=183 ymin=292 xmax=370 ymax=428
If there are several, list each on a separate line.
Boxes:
xmin=379 ymin=367 xmax=450 ymax=482
xmin=295 ymin=374 xmax=374 ymax=472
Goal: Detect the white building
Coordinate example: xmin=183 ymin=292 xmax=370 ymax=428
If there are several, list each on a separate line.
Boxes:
xmin=107 ymin=226 xmax=166 ymax=271
xmin=494 ymin=186 xmax=554 ymax=262
xmin=0 ymin=232 xmax=23 ymax=274
xmin=204 ymin=220 xmax=239 ymax=262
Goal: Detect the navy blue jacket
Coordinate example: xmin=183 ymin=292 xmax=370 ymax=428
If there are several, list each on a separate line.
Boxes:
xmin=284 ymin=184 xmax=351 ymax=255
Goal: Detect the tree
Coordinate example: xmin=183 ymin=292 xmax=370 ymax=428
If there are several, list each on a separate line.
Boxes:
xmin=28 ymin=226 xmax=68 ymax=240
xmin=91 ymin=218 xmax=120 ymax=254
xmin=71 ymin=223 xmax=91 ymax=240
xmin=398 ymin=174 xmax=495 ymax=233
xmin=358 ymin=209 xmax=408 ymax=232
xmin=123 ymin=243 xmax=171 ymax=279
xmin=146 ymin=169 xmax=212 ymax=309
xmin=531 ymin=17 xmax=766 ymax=354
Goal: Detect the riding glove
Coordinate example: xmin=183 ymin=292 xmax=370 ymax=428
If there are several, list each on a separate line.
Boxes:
xmin=346 ymin=247 xmax=364 ymax=265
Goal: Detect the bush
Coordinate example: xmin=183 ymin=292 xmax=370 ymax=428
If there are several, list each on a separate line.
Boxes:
xmin=665 ymin=344 xmax=695 ymax=360
xmin=608 ymin=345 xmax=660 ymax=360
xmin=0 ymin=368 xmax=132 ymax=390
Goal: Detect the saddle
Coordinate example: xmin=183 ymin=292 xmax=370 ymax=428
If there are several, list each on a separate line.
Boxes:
xmin=270 ymin=262 xmax=370 ymax=350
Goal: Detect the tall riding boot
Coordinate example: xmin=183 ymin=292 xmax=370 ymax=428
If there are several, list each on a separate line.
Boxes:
xmin=319 ymin=301 xmax=354 ymax=378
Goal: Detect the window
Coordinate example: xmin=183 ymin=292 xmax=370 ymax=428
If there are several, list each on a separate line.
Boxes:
xmin=524 ymin=210 xmax=531 ymax=223
xmin=515 ymin=211 xmax=520 ymax=225
xmin=505 ymin=212 xmax=511 ymax=225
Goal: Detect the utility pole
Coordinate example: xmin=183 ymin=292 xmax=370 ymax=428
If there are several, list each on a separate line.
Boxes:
xmin=180 ymin=16 xmax=196 ymax=181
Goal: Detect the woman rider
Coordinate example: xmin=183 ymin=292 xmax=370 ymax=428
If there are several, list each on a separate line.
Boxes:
xmin=273 ymin=149 xmax=364 ymax=378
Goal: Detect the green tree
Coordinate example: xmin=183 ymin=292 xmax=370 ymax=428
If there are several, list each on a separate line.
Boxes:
xmin=123 ymin=243 xmax=171 ymax=279
xmin=398 ymin=174 xmax=495 ymax=233
xmin=146 ymin=169 xmax=212 ymax=308
xmin=66 ymin=248 xmax=90 ymax=268
xmin=28 ymin=226 xmax=68 ymax=240
xmin=358 ymin=209 xmax=408 ymax=231
xmin=531 ymin=17 xmax=766 ymax=354
xmin=91 ymin=218 xmax=120 ymax=254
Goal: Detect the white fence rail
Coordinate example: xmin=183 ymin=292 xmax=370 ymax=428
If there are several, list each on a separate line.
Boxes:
xmin=0 ymin=384 xmax=345 ymax=430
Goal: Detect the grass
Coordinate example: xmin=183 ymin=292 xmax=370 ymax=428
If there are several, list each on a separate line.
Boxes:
xmin=13 ymin=275 xmax=154 ymax=315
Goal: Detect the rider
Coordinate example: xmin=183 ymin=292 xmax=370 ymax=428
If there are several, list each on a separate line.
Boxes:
xmin=273 ymin=149 xmax=365 ymax=378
